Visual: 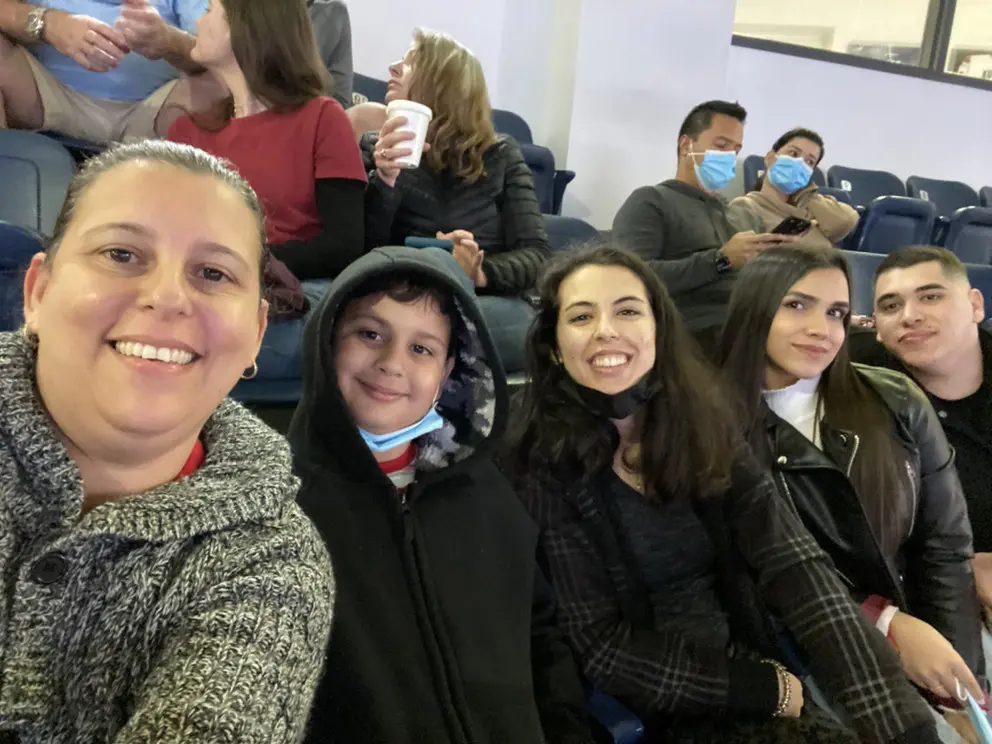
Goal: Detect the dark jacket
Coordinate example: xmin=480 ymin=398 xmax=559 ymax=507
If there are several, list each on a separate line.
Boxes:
xmin=764 ymin=364 xmax=984 ymax=680
xmin=611 ymin=180 xmax=764 ymax=341
xmin=516 ymin=456 xmax=939 ymax=744
xmin=850 ymin=327 xmax=992 ymax=553
xmin=289 ymin=247 xmax=593 ymax=744
xmin=361 ymin=134 xmax=551 ymax=295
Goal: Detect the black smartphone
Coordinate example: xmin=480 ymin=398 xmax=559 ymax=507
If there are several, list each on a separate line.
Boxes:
xmin=771 ymin=216 xmax=812 ymax=236
xmin=404 ymin=237 xmax=455 ymax=251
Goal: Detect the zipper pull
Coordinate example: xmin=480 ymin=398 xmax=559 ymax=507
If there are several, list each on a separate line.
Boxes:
xmin=399 ymin=483 xmax=416 ymax=543
xmin=400 ymin=481 xmax=418 ymax=511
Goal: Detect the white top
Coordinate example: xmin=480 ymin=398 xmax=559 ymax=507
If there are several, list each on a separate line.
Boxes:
xmin=762 ymin=375 xmax=823 ymax=449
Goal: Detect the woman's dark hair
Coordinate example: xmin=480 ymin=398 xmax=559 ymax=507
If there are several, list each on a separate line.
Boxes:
xmin=508 ymin=241 xmax=740 ymax=502
xmin=716 ymin=245 xmax=904 ymax=551
xmin=753 ymin=127 xmax=825 ymax=192
xmin=193 ymin=0 xmax=330 ymax=131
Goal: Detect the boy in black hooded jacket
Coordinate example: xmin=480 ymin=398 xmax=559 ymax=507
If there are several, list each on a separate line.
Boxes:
xmin=289 ymin=246 xmax=596 ymax=744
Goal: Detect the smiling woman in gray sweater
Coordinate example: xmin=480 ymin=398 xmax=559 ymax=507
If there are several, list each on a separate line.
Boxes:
xmin=0 ymin=141 xmax=334 ymax=743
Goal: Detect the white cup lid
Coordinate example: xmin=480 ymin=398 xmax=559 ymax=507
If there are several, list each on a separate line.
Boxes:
xmin=386 ymin=99 xmax=433 ymax=119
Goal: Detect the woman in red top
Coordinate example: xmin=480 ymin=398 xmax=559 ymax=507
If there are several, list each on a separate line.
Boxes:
xmin=168 ymin=0 xmax=366 ymax=283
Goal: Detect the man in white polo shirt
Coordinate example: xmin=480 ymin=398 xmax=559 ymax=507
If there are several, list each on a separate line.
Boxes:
xmin=0 ymin=0 xmax=221 ymax=142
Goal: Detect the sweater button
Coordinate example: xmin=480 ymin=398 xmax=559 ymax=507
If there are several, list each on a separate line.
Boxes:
xmin=776 ymin=456 xmax=788 ymax=465
xmin=31 ymin=553 xmax=67 ymax=585
xmin=938 ymin=410 xmax=948 ymax=419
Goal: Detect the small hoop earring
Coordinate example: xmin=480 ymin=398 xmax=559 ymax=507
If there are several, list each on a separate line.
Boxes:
xmin=20 ymin=325 xmax=38 ymax=347
xmin=241 ymin=360 xmax=258 ymax=380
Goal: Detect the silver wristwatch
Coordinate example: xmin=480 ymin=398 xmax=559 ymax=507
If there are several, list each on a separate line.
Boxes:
xmin=25 ymin=6 xmax=49 ymax=43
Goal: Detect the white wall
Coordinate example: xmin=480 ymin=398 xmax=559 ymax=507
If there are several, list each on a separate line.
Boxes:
xmin=348 ymin=0 xmax=508 ymax=96
xmin=562 ymin=0 xmax=739 ymax=227
xmin=725 ymin=44 xmax=992 ymax=189
xmin=494 ymin=0 xmax=583 ymax=155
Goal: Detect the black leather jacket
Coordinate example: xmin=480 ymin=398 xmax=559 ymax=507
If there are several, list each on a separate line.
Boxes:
xmin=765 ymin=364 xmax=984 ymax=678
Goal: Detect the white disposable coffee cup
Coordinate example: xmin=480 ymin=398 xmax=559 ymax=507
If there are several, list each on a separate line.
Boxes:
xmin=385 ymin=99 xmax=433 ymax=169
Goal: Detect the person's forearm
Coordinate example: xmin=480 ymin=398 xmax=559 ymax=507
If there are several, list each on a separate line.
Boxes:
xmin=0 ymin=0 xmax=39 ymax=43
xmin=162 ymin=25 xmax=203 ymax=74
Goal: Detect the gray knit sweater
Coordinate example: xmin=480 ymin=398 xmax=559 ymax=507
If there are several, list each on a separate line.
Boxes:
xmin=0 ymin=333 xmax=334 ymax=743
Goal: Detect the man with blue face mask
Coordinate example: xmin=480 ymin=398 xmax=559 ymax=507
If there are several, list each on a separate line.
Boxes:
xmin=613 ymin=100 xmax=796 ymax=354
xmin=729 ymin=127 xmax=859 ymax=251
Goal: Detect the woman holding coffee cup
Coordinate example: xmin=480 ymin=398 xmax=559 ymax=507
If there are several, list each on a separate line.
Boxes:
xmin=362 ymin=28 xmax=550 ymax=375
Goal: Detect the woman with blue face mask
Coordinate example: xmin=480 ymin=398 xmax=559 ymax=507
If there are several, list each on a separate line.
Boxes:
xmin=729 ymin=128 xmax=859 ymax=250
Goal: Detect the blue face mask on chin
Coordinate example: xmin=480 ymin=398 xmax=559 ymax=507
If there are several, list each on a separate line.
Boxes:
xmin=691 ymin=148 xmax=737 ymax=193
xmin=359 ymin=406 xmax=444 ymax=453
xmin=768 ymin=155 xmax=814 ymax=195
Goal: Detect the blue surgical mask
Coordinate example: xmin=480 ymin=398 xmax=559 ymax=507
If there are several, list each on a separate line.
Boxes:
xmin=359 ymin=406 xmax=444 ymax=453
xmin=768 ymin=155 xmax=813 ymax=195
xmin=691 ymin=148 xmax=737 ymax=192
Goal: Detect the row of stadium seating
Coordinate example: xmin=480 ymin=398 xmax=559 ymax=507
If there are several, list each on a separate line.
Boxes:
xmin=2 ymin=129 xmax=990 ymax=411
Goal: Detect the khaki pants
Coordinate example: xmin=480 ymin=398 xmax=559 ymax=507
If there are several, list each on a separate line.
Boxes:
xmin=22 ymin=49 xmax=176 ymax=143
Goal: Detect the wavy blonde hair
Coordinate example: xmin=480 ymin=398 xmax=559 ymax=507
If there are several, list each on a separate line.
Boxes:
xmin=407 ymin=29 xmax=497 ymax=184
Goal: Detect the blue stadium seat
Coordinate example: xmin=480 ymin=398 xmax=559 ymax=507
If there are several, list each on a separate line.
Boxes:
xmin=0 ymin=130 xmax=75 ymax=235
xmin=588 ymin=690 xmax=644 ymax=744
xmin=981 ymin=187 xmax=992 ymax=208
xmin=855 ymin=196 xmax=936 ymax=255
xmin=842 ymin=250 xmax=887 ymax=315
xmin=828 ymin=165 xmax=905 ymax=209
xmin=553 ymin=169 xmax=576 ymax=215
xmin=967 ymin=264 xmax=992 ymax=316
xmin=520 ymin=143 xmax=557 ymax=214
xmin=742 ymin=155 xmax=764 ymax=192
xmin=742 ymin=155 xmax=825 ymax=193
xmin=0 ymin=222 xmax=45 ymax=331
xmin=906 ymin=176 xmax=980 ymax=218
xmin=492 ymin=108 xmax=533 ymax=144
xmin=941 ymin=207 xmax=992 ymax=265
xmin=544 ymin=214 xmax=599 ymax=252
xmin=493 ymin=109 xmax=574 ymax=215
xmin=352 ymin=72 xmax=388 ymax=103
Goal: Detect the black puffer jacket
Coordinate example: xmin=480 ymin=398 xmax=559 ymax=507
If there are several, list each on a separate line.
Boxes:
xmin=765 ymin=364 xmax=984 ymax=679
xmin=361 ymin=134 xmax=550 ymax=295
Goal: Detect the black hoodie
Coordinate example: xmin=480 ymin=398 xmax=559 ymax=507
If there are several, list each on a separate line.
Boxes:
xmin=289 ymin=247 xmax=594 ymax=744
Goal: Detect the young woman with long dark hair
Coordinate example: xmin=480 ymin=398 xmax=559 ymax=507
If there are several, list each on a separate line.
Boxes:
xmin=508 ymin=242 xmax=941 ymax=744
xmin=717 ymin=245 xmax=985 ymax=735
